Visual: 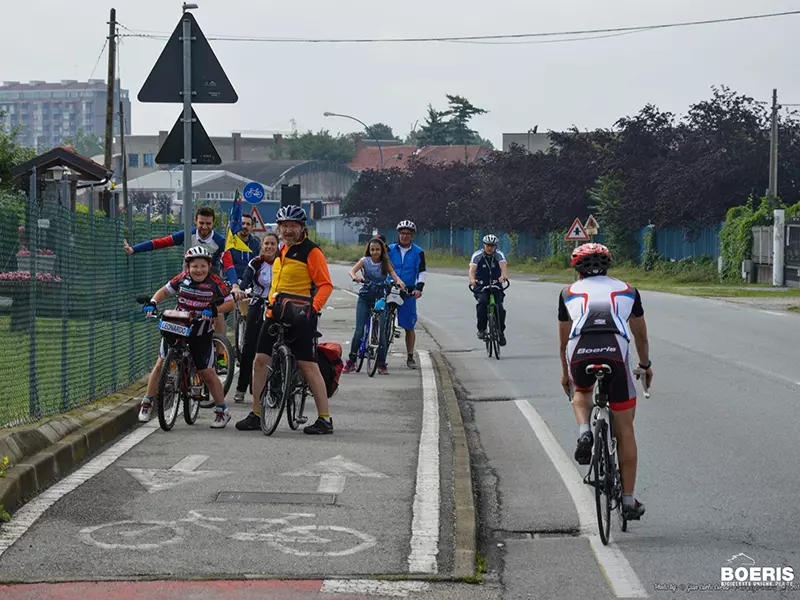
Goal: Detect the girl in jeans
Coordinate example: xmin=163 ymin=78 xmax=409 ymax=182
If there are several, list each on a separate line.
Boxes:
xmin=232 ymin=232 xmax=279 ymax=402
xmin=344 ymin=237 xmax=405 ymax=375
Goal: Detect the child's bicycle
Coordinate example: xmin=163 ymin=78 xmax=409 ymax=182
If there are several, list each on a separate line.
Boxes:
xmin=354 ymin=282 xmax=393 ymax=377
xmin=136 ymin=294 xmax=225 ymax=431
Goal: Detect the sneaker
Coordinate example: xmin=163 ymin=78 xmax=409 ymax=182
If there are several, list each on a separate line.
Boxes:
xmin=233 ymin=390 xmax=246 ymax=403
xmin=407 ymin=356 xmax=417 ymax=370
xmin=477 ymin=330 xmax=486 ymax=340
xmin=303 ymin=417 xmax=333 ymax=435
xmin=138 ymin=399 xmax=153 ymax=423
xmin=211 ymin=406 xmax=231 ymax=429
xmin=574 ymin=431 xmax=593 ymax=465
xmin=235 ymin=411 xmax=261 ymax=431
xmin=499 ymin=334 xmax=507 ymax=347
xmin=378 ymin=364 xmax=389 ymax=375
xmin=343 ymin=359 xmax=357 ymax=374
xmin=622 ymin=499 xmax=646 ymax=520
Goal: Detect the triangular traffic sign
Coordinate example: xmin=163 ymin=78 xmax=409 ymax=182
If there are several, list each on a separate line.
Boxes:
xmin=155 ymin=108 xmax=222 ymax=165
xmin=585 ymin=214 xmax=599 ymax=231
xmin=248 ymin=205 xmax=267 ymax=233
xmin=138 ymin=12 xmax=238 ymax=104
xmin=565 ymin=218 xmax=590 ymax=241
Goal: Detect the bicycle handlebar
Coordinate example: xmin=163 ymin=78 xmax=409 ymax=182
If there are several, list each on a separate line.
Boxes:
xmin=469 ymin=280 xmax=510 ymax=293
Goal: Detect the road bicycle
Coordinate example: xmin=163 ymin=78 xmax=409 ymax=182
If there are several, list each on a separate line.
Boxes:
xmin=354 ymin=282 xmax=392 ymax=377
xmin=136 ymin=295 xmax=226 ymax=431
xmin=469 ymin=280 xmax=510 ymax=360
xmin=580 ymin=362 xmax=650 ymax=545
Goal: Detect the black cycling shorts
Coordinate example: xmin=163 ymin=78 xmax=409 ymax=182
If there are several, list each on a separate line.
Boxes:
xmin=256 ymin=314 xmax=317 ymax=363
xmin=567 ymin=332 xmax=636 ymax=411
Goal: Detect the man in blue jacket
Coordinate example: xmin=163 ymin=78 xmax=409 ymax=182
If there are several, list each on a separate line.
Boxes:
xmin=388 ymin=220 xmax=427 ymax=370
xmin=229 ymin=213 xmax=262 ymax=281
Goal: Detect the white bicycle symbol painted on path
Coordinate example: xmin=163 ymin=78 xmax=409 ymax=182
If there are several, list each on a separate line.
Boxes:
xmin=79 ymin=511 xmax=376 ymax=557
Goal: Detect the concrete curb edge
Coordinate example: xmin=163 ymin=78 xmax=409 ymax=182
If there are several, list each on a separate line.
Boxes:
xmin=431 ymin=350 xmax=476 ymax=579
xmin=0 ymin=384 xmax=146 ymax=517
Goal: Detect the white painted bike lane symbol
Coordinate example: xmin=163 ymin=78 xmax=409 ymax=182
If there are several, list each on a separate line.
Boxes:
xmin=79 ymin=511 xmax=376 ymax=557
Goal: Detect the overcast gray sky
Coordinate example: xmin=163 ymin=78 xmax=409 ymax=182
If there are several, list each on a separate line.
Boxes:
xmin=4 ymin=0 xmax=800 ymax=145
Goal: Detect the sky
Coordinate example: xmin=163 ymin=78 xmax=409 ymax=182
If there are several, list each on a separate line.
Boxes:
xmin=3 ymin=0 xmax=800 ymax=146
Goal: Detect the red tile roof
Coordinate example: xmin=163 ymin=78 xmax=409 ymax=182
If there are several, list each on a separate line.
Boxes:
xmin=347 ymin=145 xmax=489 ymax=172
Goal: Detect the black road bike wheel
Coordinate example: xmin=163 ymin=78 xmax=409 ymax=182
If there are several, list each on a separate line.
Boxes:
xmin=485 ymin=308 xmax=495 ymax=357
xmin=593 ymin=420 xmax=613 ymax=545
xmin=287 ymin=378 xmax=309 ymax=431
xmin=490 ymin=310 xmax=501 ymax=360
xmin=367 ymin=313 xmax=381 ymax=377
xmin=260 ymin=346 xmax=292 ymax=436
xmin=183 ymin=367 xmax=203 ymax=425
xmin=356 ymin=321 xmax=368 ymax=373
xmin=157 ymin=351 xmax=182 ymax=431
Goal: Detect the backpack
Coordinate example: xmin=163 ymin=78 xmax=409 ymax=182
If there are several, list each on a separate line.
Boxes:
xmin=316 ymin=342 xmax=344 ymax=397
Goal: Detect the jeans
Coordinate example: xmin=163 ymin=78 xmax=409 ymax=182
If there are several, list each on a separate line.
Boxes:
xmin=236 ymin=300 xmax=265 ymax=393
xmin=475 ymin=289 xmax=506 ymax=333
xmin=349 ymin=295 xmax=387 ymax=365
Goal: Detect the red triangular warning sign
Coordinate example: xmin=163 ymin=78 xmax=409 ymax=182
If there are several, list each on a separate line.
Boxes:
xmin=249 ymin=206 xmax=267 ymax=233
xmin=565 ymin=218 xmax=590 ymax=241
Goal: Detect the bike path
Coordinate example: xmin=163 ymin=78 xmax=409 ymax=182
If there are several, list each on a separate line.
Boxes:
xmin=0 ymin=289 xmax=456 ymax=590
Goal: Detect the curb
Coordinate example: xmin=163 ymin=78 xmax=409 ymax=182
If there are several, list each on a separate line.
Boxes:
xmin=0 ymin=381 xmax=147 ymax=517
xmin=431 ymin=350 xmax=476 ymax=579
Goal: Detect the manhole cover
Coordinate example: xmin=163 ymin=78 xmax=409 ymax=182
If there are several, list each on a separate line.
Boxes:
xmin=216 ymin=491 xmax=336 ymax=505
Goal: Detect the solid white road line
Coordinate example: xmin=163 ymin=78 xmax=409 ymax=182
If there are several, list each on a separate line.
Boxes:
xmin=170 ymin=454 xmax=209 ymax=472
xmin=407 ymin=350 xmax=440 ymax=574
xmin=514 ymin=399 xmax=648 ymax=598
xmin=0 ymin=422 xmax=159 ymax=559
xmin=762 ymin=310 xmax=787 ymax=317
xmin=322 ymin=580 xmax=430 ymax=597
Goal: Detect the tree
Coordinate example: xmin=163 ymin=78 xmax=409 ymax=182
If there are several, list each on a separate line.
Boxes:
xmin=442 ymin=94 xmax=488 ymax=145
xmin=0 ymin=115 xmax=36 ymax=193
xmin=286 ymin=129 xmax=354 ymax=163
xmin=415 ymin=105 xmax=450 ymax=147
xmin=62 ymin=129 xmax=104 ymax=158
xmin=362 ymin=123 xmax=399 ymax=141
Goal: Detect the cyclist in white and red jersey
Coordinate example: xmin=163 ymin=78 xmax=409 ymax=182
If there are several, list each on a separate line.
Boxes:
xmin=557 ymin=243 xmax=653 ymax=521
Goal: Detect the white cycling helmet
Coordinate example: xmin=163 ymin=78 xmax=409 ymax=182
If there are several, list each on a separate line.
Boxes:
xmin=184 ymin=245 xmax=212 ymax=263
xmin=483 ymin=234 xmax=499 ymax=246
xmin=396 ymin=220 xmax=417 ymax=232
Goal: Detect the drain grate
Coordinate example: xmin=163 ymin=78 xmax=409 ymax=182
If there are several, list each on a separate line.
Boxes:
xmin=494 ymin=529 xmax=580 ymax=540
xmin=216 ymin=491 xmax=336 ymax=505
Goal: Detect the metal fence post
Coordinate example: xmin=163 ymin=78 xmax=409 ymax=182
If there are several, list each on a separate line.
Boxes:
xmin=88 ymin=186 xmax=95 ymax=402
xmin=28 ymin=167 xmax=40 ymax=420
xmin=60 ymin=205 xmax=69 ymax=411
xmin=111 ymin=214 xmax=118 ymax=389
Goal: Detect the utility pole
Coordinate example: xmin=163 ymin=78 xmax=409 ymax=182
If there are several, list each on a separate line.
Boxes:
xmin=768 ymin=88 xmax=779 ymax=206
xmin=182 ymin=5 xmax=195 ymax=253
xmin=119 ymin=99 xmax=129 ymax=216
xmin=103 ymin=7 xmax=118 ymax=214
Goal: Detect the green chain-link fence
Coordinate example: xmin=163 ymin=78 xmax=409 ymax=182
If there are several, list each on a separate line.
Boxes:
xmin=0 ymin=197 xmax=183 ymax=428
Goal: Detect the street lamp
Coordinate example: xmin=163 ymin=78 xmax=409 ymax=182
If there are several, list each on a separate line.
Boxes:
xmin=324 ymin=111 xmax=383 ymax=169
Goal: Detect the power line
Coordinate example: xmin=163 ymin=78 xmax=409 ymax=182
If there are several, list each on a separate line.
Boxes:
xmin=76 ymin=38 xmax=109 ymax=104
xmin=118 ymin=9 xmax=800 ymax=44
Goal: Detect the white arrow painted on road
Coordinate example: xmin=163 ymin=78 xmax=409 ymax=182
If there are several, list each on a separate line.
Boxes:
xmin=125 ymin=455 xmax=232 ymax=494
xmin=282 ymin=455 xmax=387 ymax=494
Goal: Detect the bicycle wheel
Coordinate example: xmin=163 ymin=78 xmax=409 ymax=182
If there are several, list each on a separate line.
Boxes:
xmin=386 ymin=306 xmax=397 ymax=349
xmin=490 ymin=311 xmax=501 ymax=360
xmin=485 ymin=308 xmax=495 ymax=357
xmin=367 ymin=313 xmax=381 ymax=377
xmin=213 ymin=333 xmax=235 ymax=395
xmin=157 ymin=350 xmax=182 ymax=431
xmin=356 ymin=321 xmax=368 ymax=373
xmin=287 ymin=377 xmax=309 ymax=431
xmin=592 ymin=420 xmax=612 ymax=545
xmin=260 ymin=346 xmax=292 ymax=436
xmin=234 ymin=314 xmax=246 ymax=365
xmin=183 ymin=367 xmax=203 ymax=425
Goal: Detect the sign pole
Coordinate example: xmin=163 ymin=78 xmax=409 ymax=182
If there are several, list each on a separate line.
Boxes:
xmin=182 ymin=11 xmax=193 ymax=253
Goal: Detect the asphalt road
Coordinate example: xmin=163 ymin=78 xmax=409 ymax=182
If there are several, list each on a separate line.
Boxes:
xmin=382 ymin=266 xmax=800 ymax=599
